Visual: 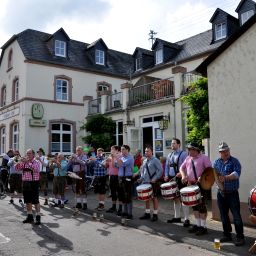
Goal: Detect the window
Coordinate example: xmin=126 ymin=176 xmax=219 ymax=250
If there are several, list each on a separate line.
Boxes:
xmin=241 ymin=10 xmax=254 ymax=25
xmin=0 ymin=127 xmax=6 ymax=155
xmin=155 ymin=49 xmax=163 ymax=64
xmin=7 ymin=49 xmax=13 ymax=70
xmin=12 ymin=78 xmax=19 ymax=102
xmin=1 ymin=86 xmax=6 ymax=107
xmin=51 ymin=123 xmax=72 ymax=154
xmin=95 ymin=49 xmax=105 ymax=65
xmin=115 ymin=121 xmax=123 ymax=146
xmin=55 ymin=40 xmax=66 ymax=57
xmin=11 ymin=123 xmax=19 ymax=150
xmin=215 ymin=23 xmax=226 ymax=40
xmin=135 ymin=57 xmax=142 ymax=71
xmin=56 ymin=79 xmax=68 ymax=101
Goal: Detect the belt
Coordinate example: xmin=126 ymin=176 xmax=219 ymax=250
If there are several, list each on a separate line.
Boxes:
xmin=219 ymin=189 xmax=237 ymax=194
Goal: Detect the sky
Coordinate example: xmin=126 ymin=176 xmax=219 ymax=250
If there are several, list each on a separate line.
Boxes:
xmin=0 ymin=0 xmax=241 ymax=54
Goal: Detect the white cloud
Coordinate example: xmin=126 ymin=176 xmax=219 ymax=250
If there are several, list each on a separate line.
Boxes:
xmin=0 ymin=0 xmax=240 ymax=55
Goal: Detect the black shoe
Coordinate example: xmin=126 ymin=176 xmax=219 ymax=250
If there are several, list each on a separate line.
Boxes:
xmin=188 ymin=225 xmax=199 ymax=233
xmin=220 ymin=236 xmax=232 ymax=243
xmin=106 ymin=206 xmax=116 ymax=213
xmin=64 ymin=199 xmax=69 ymax=204
xmin=117 ymin=209 xmax=122 ymax=217
xmin=23 ymin=214 xmax=34 ymax=224
xmin=35 ymin=215 xmax=41 ymax=225
xmin=126 ymin=214 xmax=133 ymax=220
xmin=122 ymin=212 xmax=128 ymax=218
xmin=183 ymin=219 xmax=190 ymax=227
xmin=44 ymin=199 xmax=48 ymax=205
xmin=59 ymin=204 xmax=64 ymax=209
xmin=76 ymin=203 xmax=82 ymax=209
xmin=50 ymin=203 xmax=59 ymax=207
xmin=9 ymin=199 xmax=14 ymax=204
xmin=95 ymin=204 xmax=104 ymax=211
xmin=151 ymin=214 xmax=158 ymax=222
xmin=139 ymin=213 xmax=151 ymax=220
xmin=235 ymin=237 xmax=245 ymax=246
xmin=83 ymin=203 xmax=87 ymax=210
xmin=167 ymin=217 xmax=181 ymax=223
xmin=195 ymin=227 xmax=208 ymax=236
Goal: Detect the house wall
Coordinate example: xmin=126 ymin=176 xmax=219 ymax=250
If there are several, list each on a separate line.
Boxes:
xmin=207 ymin=23 xmax=256 ymax=222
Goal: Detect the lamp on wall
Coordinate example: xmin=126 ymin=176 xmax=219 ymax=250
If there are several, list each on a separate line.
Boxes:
xmin=158 ymin=114 xmax=170 ymax=130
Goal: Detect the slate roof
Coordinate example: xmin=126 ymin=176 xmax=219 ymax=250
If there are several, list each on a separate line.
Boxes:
xmin=196 ymin=13 xmax=256 ymax=76
xmin=0 ymin=29 xmax=133 ymax=78
xmin=1 ymin=27 xmax=225 ymax=78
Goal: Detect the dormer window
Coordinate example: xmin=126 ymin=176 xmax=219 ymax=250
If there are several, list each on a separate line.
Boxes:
xmin=95 ymin=49 xmax=104 ymax=65
xmin=241 ymin=10 xmax=254 ymax=25
xmin=55 ymin=40 xmax=66 ymax=57
xmin=155 ymin=49 xmax=163 ymax=64
xmin=215 ymin=22 xmax=226 ymax=40
xmin=135 ymin=57 xmax=142 ymax=71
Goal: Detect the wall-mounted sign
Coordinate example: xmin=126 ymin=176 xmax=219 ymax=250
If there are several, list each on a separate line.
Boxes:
xmin=29 ymin=119 xmax=47 ymax=127
xmin=0 ymin=108 xmax=20 ymax=121
xmin=31 ymin=103 xmax=44 ymax=119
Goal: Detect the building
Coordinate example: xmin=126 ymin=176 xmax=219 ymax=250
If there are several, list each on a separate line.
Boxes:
xmin=196 ymin=0 xmax=256 ymax=223
xmin=0 ymin=28 xmax=132 ymax=155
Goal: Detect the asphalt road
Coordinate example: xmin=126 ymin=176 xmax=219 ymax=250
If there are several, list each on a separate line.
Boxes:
xmin=0 ymin=195 xmax=224 ymax=256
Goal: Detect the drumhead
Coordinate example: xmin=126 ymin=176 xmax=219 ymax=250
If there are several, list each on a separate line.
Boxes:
xmin=136 ymin=184 xmax=152 ymax=191
xmin=161 ymin=181 xmax=176 ymax=188
xmin=180 ymin=185 xmax=199 ymax=193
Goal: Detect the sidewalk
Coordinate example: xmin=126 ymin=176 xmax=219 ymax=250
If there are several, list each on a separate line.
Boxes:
xmin=45 ymin=184 xmax=256 ymax=256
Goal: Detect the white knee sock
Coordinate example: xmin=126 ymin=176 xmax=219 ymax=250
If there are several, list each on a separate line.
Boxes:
xmin=174 ymin=201 xmax=181 ymax=218
xmin=182 ymin=205 xmax=190 ymax=220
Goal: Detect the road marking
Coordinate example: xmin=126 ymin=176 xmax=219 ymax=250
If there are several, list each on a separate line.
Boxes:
xmin=0 ymin=233 xmax=10 ymax=244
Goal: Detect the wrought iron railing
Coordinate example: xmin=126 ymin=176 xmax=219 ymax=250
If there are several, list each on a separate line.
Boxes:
xmin=106 ymin=92 xmax=122 ymax=111
xmin=88 ymin=98 xmax=101 ymax=115
xmin=128 ymin=78 xmax=174 ymax=106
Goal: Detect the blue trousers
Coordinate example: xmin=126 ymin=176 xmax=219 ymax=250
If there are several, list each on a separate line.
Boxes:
xmin=217 ymin=190 xmax=244 ymax=238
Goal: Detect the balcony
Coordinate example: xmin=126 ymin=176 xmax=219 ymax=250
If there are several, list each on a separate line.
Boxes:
xmin=106 ymin=92 xmax=122 ymax=111
xmin=128 ymin=78 xmax=174 ymax=106
xmin=88 ymin=98 xmax=101 ymax=115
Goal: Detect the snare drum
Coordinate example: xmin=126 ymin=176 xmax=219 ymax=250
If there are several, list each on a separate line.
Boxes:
xmin=160 ymin=181 xmax=179 ymax=200
xmin=248 ymin=187 xmax=256 ymax=215
xmin=180 ymin=185 xmax=201 ymax=206
xmin=136 ymin=184 xmax=152 ymax=201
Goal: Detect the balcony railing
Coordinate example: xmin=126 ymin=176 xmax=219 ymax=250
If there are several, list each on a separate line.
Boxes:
xmin=106 ymin=92 xmax=122 ymax=111
xmin=128 ymin=78 xmax=174 ymax=106
xmin=88 ymin=98 xmax=101 ymax=115
xmin=182 ymin=73 xmax=202 ymax=94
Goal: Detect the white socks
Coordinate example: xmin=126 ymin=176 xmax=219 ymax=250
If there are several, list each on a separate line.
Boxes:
xmin=174 ymin=201 xmax=181 ymax=218
xmin=182 ymin=205 xmax=190 ymax=220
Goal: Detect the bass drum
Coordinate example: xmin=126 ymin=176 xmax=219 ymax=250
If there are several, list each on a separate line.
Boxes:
xmin=248 ymin=187 xmax=256 ymax=216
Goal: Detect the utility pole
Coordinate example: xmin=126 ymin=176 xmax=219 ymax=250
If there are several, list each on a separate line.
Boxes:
xmin=148 ymin=30 xmax=157 ymax=47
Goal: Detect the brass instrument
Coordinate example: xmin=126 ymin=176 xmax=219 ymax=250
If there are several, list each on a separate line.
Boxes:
xmin=213 ymin=168 xmax=224 ymax=191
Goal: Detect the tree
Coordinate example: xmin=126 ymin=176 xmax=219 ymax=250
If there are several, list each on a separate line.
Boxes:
xmin=80 ymin=114 xmax=116 ymax=151
xmin=180 ymin=77 xmax=209 ymax=146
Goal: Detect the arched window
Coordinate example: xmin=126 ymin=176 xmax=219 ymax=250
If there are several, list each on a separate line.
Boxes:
xmin=12 ymin=78 xmax=19 ymax=102
xmin=0 ymin=126 xmax=6 ymax=155
xmin=10 ymin=122 xmax=19 ymax=150
xmin=1 ymin=85 xmax=7 ymax=107
xmin=7 ymin=49 xmax=13 ymax=70
xmin=54 ymin=75 xmax=72 ymax=102
xmin=50 ymin=122 xmax=74 ymax=154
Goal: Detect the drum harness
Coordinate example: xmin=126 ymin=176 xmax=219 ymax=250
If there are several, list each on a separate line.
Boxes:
xmin=168 ymin=151 xmax=184 ymax=181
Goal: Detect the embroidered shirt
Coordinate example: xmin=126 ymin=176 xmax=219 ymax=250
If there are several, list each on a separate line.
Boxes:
xmin=15 ymin=159 xmax=40 ymax=181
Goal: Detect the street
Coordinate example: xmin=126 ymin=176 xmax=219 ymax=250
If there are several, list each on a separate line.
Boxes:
xmin=0 ymin=194 xmax=224 ymax=256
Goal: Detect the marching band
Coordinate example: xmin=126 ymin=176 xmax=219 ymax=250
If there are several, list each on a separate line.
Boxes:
xmin=0 ymin=140 xmax=253 ymax=251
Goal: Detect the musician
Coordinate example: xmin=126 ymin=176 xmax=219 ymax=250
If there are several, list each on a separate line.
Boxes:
xmin=139 ymin=146 xmax=163 ymax=222
xmin=115 ymin=145 xmax=134 ymax=219
xmin=1 ymin=149 xmax=14 ymax=194
xmin=213 ymin=142 xmax=245 ymax=246
xmin=164 ymin=138 xmax=190 ymax=227
xmin=88 ymin=148 xmax=107 ymax=211
xmin=51 ymin=153 xmax=68 ymax=208
xmin=7 ymin=150 xmax=23 ymax=206
xmin=36 ymin=148 xmax=49 ymax=205
xmin=180 ymin=142 xmax=212 ymax=236
xmin=68 ymin=146 xmax=88 ymax=210
xmin=106 ymin=145 xmax=122 ymax=214
xmin=15 ymin=149 xmax=41 ymax=225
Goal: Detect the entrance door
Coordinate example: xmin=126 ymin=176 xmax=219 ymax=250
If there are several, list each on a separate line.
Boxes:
xmin=142 ymin=126 xmax=153 ymax=153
